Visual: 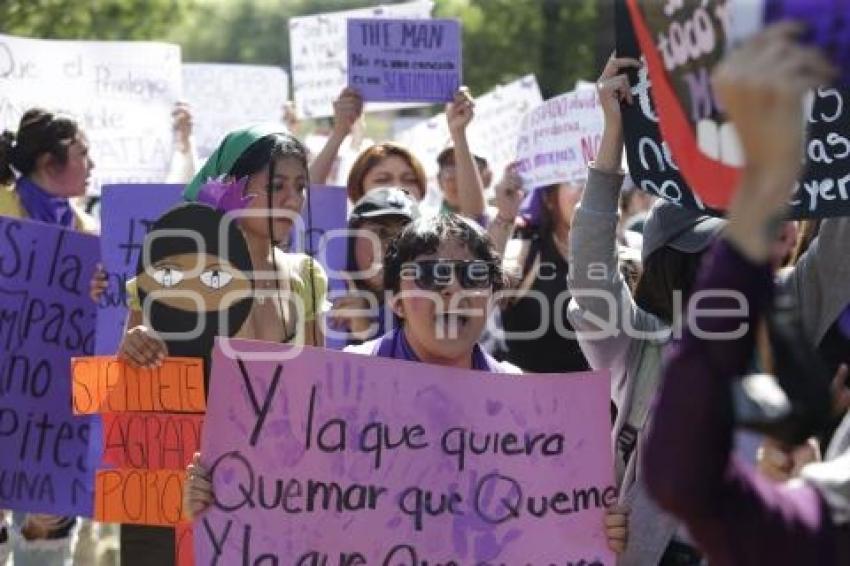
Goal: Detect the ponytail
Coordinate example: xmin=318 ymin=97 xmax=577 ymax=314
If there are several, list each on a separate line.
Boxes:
xmin=0 ymin=130 xmax=15 ymax=185
xmin=0 ymin=108 xmax=80 ymax=185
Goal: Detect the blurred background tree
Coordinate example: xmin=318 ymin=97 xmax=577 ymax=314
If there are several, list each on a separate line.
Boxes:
xmin=0 ymin=0 xmax=612 ymax=98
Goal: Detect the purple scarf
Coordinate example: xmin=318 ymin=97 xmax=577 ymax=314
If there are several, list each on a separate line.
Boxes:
xmin=16 ymin=177 xmax=75 ymax=228
xmin=373 ymin=327 xmax=508 ymax=373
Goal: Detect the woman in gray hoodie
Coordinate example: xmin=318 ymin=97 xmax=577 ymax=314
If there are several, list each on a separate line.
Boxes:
xmin=567 ymin=44 xmax=850 ymax=565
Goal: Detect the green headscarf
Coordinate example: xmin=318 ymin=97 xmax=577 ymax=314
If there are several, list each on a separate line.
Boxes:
xmin=183 ymin=123 xmax=289 ymax=202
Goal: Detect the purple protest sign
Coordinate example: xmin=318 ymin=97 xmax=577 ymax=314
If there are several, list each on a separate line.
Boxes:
xmin=0 ymin=216 xmax=100 ymax=516
xmin=347 ymin=18 xmax=462 ymax=103
xmin=195 ymin=339 xmax=615 ymax=564
xmin=291 ymin=185 xmax=349 ymax=350
xmin=95 ymin=184 xmax=183 ymax=355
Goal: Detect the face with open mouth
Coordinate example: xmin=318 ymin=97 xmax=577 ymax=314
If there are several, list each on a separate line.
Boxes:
xmin=392 ymin=239 xmax=493 ymax=366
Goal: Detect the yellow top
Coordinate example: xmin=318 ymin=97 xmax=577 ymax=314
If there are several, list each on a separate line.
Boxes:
xmin=0 ymin=182 xmax=98 ymax=233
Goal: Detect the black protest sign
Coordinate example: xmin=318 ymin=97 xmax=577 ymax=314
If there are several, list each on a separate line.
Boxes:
xmin=0 ymin=216 xmax=100 ymax=516
xmin=616 ymin=0 xmax=850 ymax=219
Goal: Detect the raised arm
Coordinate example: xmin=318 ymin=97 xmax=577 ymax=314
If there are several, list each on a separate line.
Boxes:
xmin=567 ymin=56 xmax=641 ymax=374
xmin=645 ymin=24 xmax=838 ymax=565
xmin=308 ymin=88 xmax=363 ymax=184
xmin=446 ymin=87 xmax=486 ymax=219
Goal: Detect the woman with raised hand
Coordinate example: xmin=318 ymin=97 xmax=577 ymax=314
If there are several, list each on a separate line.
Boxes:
xmin=645 ymin=23 xmax=849 ymax=564
xmin=568 ymin=31 xmax=850 ymax=565
xmin=118 ymin=124 xmax=328 ymax=369
xmin=500 ymin=179 xmax=590 ymax=374
xmin=184 ymin=213 xmax=630 ymax=555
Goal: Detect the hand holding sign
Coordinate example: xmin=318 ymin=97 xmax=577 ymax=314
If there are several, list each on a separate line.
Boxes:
xmin=446 ymin=86 xmax=475 ymax=136
xmin=332 ymin=87 xmax=365 ymax=137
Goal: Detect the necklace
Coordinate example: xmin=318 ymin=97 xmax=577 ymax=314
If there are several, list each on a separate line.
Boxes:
xmin=255 ymin=278 xmax=276 ymax=304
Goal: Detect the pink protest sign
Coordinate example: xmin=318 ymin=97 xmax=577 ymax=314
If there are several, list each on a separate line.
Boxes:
xmin=195 ymin=338 xmax=615 ymax=565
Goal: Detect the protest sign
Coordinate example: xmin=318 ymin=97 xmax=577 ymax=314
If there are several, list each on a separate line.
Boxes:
xmin=0 ymin=216 xmax=100 ymax=516
xmin=195 ymin=339 xmax=615 ymax=564
xmin=96 ymin=184 xmax=183 ymax=355
xmin=72 ymin=357 xmax=206 ymax=414
xmin=516 ymin=88 xmax=605 ymax=189
xmin=289 ymin=1 xmax=434 ymax=118
xmin=182 ymin=64 xmax=290 ymax=160
xmin=72 ymin=357 xmax=205 ymax=533
xmin=292 ymin=185 xmax=349 ymax=350
xmin=100 ymin=412 xmax=205 ymax=470
xmin=347 ymin=18 xmax=461 ymax=103
xmin=616 ymin=0 xmax=850 ymax=218
xmin=0 ymin=34 xmax=181 ymax=193
xmin=395 ymin=75 xmax=543 ymax=186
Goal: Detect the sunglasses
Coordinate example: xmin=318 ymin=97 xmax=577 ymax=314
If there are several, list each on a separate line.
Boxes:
xmin=400 ymin=260 xmax=497 ymax=291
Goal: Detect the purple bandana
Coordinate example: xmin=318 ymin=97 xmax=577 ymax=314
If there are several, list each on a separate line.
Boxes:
xmin=16 ymin=177 xmax=74 ymax=228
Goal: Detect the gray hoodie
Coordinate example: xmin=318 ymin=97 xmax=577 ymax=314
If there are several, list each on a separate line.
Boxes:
xmin=567 ymin=166 xmax=850 ymax=565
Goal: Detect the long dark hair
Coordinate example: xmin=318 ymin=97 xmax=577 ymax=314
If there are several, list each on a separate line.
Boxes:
xmin=0 ymin=108 xmax=80 ymax=184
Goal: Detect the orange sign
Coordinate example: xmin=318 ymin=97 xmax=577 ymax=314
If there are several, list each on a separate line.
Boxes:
xmin=94 ymin=468 xmax=187 ymax=527
xmin=72 ymin=357 xmax=205 ymax=414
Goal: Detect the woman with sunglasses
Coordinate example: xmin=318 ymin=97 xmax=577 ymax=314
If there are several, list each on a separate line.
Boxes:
xmin=184 ymin=212 xmax=629 ymax=553
xmin=347 ymin=213 xmax=515 ymax=370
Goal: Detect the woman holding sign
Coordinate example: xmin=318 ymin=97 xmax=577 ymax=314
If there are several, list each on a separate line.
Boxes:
xmin=184 ymin=212 xmax=630 ymax=555
xmin=119 ymin=124 xmax=329 ymax=368
xmin=0 ymin=108 xmax=100 ymax=565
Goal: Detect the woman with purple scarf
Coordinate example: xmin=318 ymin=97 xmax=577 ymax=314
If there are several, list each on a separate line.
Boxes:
xmin=183 ymin=212 xmax=630 ymax=554
xmin=0 ymin=109 xmax=97 ymax=565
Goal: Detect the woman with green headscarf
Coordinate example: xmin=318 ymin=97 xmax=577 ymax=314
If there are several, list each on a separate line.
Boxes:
xmin=118 ymin=124 xmax=328 ymax=369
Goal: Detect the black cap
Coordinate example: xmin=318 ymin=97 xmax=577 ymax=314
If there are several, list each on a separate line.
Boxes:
xmin=350 ymin=187 xmax=419 ymax=224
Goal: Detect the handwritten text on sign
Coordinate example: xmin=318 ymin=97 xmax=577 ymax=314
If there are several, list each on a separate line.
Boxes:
xmin=95 ymin=184 xmax=183 ymax=355
xmin=72 ymin=357 xmax=205 ymax=528
xmin=195 ymin=339 xmax=615 ymax=565
xmin=288 ymin=1 xmax=434 ymax=118
xmin=516 ymin=87 xmax=604 ymax=188
xmin=182 ymin=64 xmax=289 ymax=161
xmin=0 ymin=216 xmax=100 ymax=516
xmin=72 ymin=357 xmax=205 ymax=414
xmin=347 ymin=18 xmax=461 ymax=103
xmin=0 ymin=34 xmax=181 ymax=193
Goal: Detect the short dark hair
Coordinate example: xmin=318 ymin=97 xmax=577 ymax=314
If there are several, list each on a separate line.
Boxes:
xmin=383 ymin=213 xmax=504 ymax=294
xmin=0 ymin=108 xmax=80 ymax=184
xmin=436 ymin=147 xmax=489 ymax=171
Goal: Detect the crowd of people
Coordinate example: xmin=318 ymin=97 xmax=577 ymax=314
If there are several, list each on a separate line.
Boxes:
xmin=0 ymin=20 xmax=848 ymax=566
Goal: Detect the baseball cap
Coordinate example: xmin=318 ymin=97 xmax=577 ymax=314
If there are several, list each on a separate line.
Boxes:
xmin=350 ymin=187 xmax=419 ymax=224
xmin=641 ymin=199 xmax=725 ymax=263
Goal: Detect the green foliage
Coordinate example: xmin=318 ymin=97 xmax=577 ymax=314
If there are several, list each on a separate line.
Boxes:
xmin=437 ymin=0 xmax=599 ymax=98
xmin=0 ymin=0 xmax=194 ymax=41
xmin=1 ymin=0 xmax=603 ymax=98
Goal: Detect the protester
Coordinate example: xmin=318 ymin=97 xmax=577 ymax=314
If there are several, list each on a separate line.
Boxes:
xmin=644 ymin=24 xmax=849 ymax=564
xmin=500 ymin=181 xmax=590 ymax=373
xmin=342 ymin=88 xmax=483 ymax=209
xmin=0 ymin=108 xmax=100 ymax=565
xmin=183 ymin=212 xmax=629 ymax=554
xmin=328 ymin=186 xmax=419 ymax=344
xmin=119 ymin=125 xmax=328 ymax=369
xmin=346 ymin=141 xmax=429 ymax=202
xmin=568 ymin=34 xmax=850 ymax=564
